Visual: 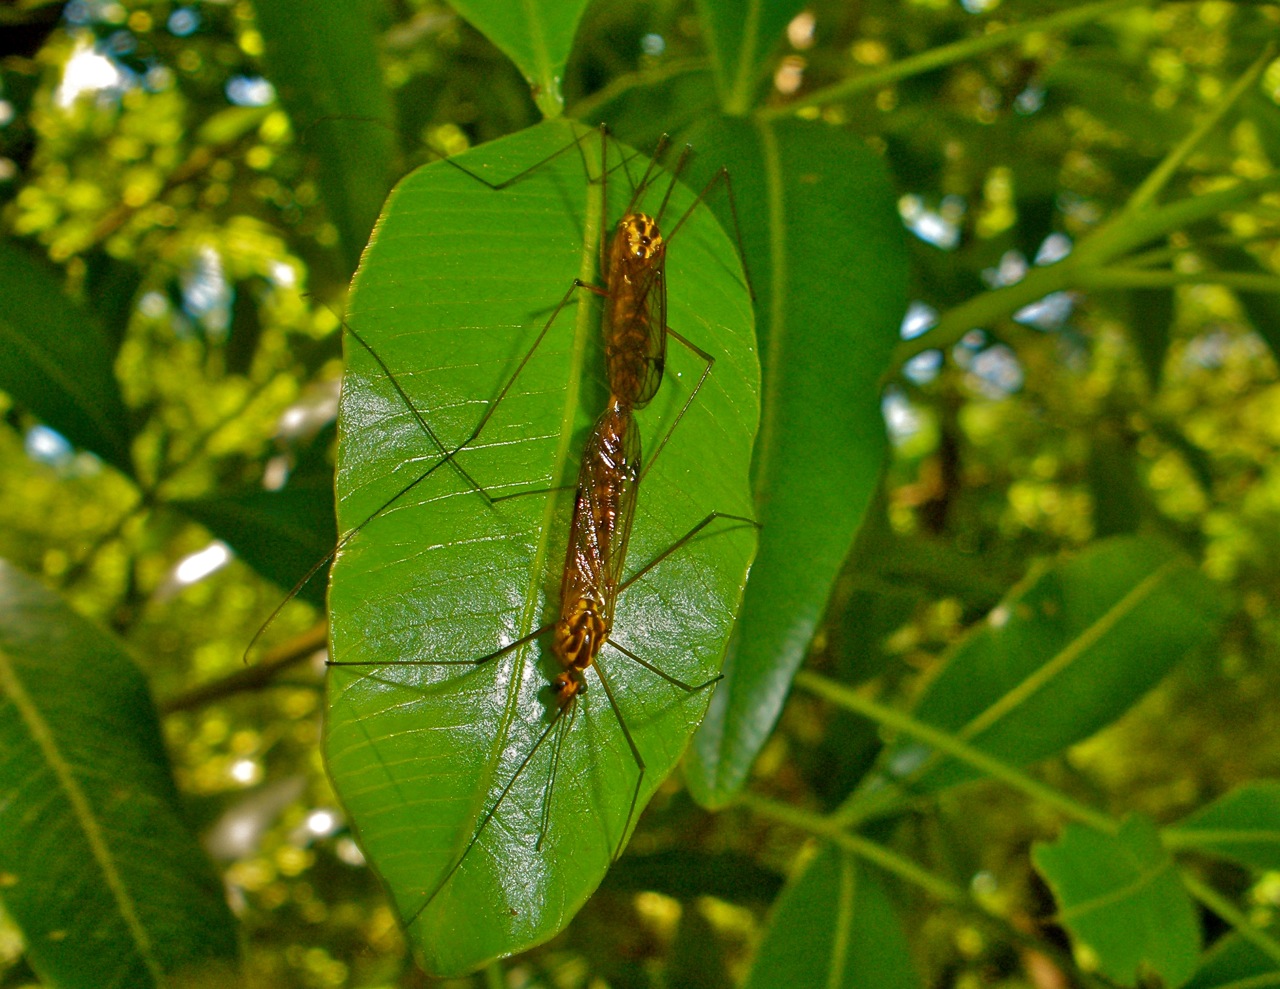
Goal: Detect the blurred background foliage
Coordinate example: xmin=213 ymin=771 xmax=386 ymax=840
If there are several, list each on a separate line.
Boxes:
xmin=2 ymin=0 xmax=1280 ymax=986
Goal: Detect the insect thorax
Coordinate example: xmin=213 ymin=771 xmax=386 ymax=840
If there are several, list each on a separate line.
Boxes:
xmin=554 ymin=595 xmax=609 ymax=675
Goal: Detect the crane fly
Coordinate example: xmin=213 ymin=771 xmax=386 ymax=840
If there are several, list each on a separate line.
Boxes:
xmin=316 ymin=121 xmax=757 ymax=974
xmin=246 ymin=121 xmax=749 ymax=659
xmin=330 ymin=396 xmax=753 ymax=919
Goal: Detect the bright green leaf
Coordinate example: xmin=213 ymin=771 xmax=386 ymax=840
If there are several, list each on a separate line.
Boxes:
xmin=743 ymin=844 xmax=920 ymax=989
xmin=681 ymin=116 xmax=907 ymax=808
xmin=1167 ymin=781 xmax=1280 ymax=873
xmin=0 ymin=240 xmax=133 ymax=475
xmin=1034 ymin=816 xmax=1200 ymax=988
xmin=0 ymin=560 xmax=240 ymax=989
xmin=447 ymin=0 xmax=591 ymax=117
xmin=325 ymin=120 xmax=759 ymax=975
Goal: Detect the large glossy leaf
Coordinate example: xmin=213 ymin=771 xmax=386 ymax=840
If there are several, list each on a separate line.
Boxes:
xmin=743 ymin=844 xmax=920 ymax=989
xmin=0 ymin=240 xmax=133 ymax=475
xmin=254 ymin=0 xmax=396 ymax=276
xmin=1034 ymin=816 xmax=1200 ymax=989
xmin=447 ymin=0 xmax=591 ymax=117
xmin=680 ymin=117 xmax=907 ymax=807
xmin=325 ymin=120 xmax=759 ymax=975
xmin=0 ymin=560 xmax=239 ymax=988
xmin=862 ymin=536 xmax=1226 ymax=802
xmin=1166 ymin=781 xmax=1280 ymax=873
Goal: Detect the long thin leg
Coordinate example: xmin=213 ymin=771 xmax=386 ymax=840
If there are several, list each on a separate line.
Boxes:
xmin=619 ymin=511 xmax=760 ymax=593
xmin=325 ymin=621 xmax=554 ymax=668
xmin=639 ymin=324 xmax=715 ymax=482
xmin=345 ymin=320 xmax=489 ymax=504
xmin=664 ymin=164 xmax=755 ymax=302
xmin=606 ymin=638 xmax=723 ymax=693
xmin=536 ymin=698 xmax=577 ymax=851
xmin=403 ymin=697 xmax=572 ymax=931
xmin=591 ymin=658 xmax=646 ymax=863
xmin=436 ymin=126 xmax=591 ymax=191
xmin=246 ymin=278 xmax=590 ymax=662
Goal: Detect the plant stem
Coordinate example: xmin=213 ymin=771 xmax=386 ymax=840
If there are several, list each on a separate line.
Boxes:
xmin=1079 ymin=268 xmax=1280 ymax=293
xmin=758 ymin=0 xmax=1149 ymax=120
xmin=159 ymin=621 xmax=326 ymax=714
xmin=793 ymin=670 xmax=1118 ymax=833
xmin=740 ymin=792 xmax=1112 ymax=989
xmin=1182 ymin=872 xmax=1280 ymax=964
xmin=1123 ymin=45 xmax=1274 ymax=216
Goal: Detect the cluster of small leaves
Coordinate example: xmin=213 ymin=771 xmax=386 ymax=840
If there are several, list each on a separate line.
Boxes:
xmin=2 ymin=0 xmax=1280 ymax=987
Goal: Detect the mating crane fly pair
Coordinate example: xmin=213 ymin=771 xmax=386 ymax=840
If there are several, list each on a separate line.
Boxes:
xmin=302 ymin=121 xmax=756 ymax=959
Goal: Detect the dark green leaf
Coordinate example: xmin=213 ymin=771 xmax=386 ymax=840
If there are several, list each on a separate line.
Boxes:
xmin=254 ymin=0 xmax=396 ymax=276
xmin=176 ymin=480 xmax=334 ymax=607
xmin=1201 ymin=243 xmax=1280 ymax=364
xmin=1183 ymin=927 xmax=1280 ymax=989
xmin=0 ymin=240 xmax=133 ymax=475
xmin=448 ymin=0 xmax=592 ymax=117
xmin=1166 ymin=781 xmax=1280 ymax=873
xmin=680 ymin=116 xmax=907 ymax=807
xmin=325 ymin=120 xmax=758 ymax=975
xmin=693 ymin=0 xmax=807 ymax=111
xmin=743 ymin=844 xmax=920 ymax=989
xmin=1128 ymin=285 xmax=1174 ymax=387
xmin=0 ymin=560 xmax=240 ymax=989
xmin=1087 ymin=426 xmax=1145 ymax=537
xmin=870 ymin=536 xmax=1226 ymax=797
xmin=1033 ymin=816 xmax=1200 ymax=988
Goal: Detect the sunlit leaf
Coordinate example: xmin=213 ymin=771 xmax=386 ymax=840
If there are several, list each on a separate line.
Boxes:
xmin=325 ymin=120 xmax=758 ymax=975
xmin=869 ymin=536 xmax=1226 ymax=799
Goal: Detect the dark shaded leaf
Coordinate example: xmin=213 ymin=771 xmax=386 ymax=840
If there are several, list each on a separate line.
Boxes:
xmin=744 ymin=844 xmax=920 ymax=989
xmin=680 ymin=116 xmax=908 ymax=808
xmin=0 ymin=560 xmax=240 ymax=989
xmin=0 ymin=240 xmax=133 ymax=475
xmin=254 ymin=0 xmax=396 ymax=276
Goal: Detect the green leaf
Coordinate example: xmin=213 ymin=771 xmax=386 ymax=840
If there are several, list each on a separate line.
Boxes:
xmin=1033 ymin=816 xmax=1200 ymax=988
xmin=447 ymin=0 xmax=592 ymax=118
xmin=680 ymin=116 xmax=907 ymax=807
xmin=1166 ymin=781 xmax=1280 ymax=873
xmin=872 ymin=535 xmax=1226 ymax=797
xmin=0 ymin=240 xmax=133 ymax=475
xmin=743 ymin=844 xmax=920 ymax=989
xmin=693 ymin=0 xmax=807 ymax=112
xmin=1127 ymin=285 xmax=1174 ymax=388
xmin=176 ymin=480 xmax=334 ymax=607
xmin=1201 ymin=243 xmax=1280 ymax=364
xmin=325 ymin=120 xmax=758 ymax=975
xmin=1184 ymin=928 xmax=1280 ymax=989
xmin=0 ymin=560 xmax=240 ymax=989
xmin=254 ymin=0 xmax=396 ymax=276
